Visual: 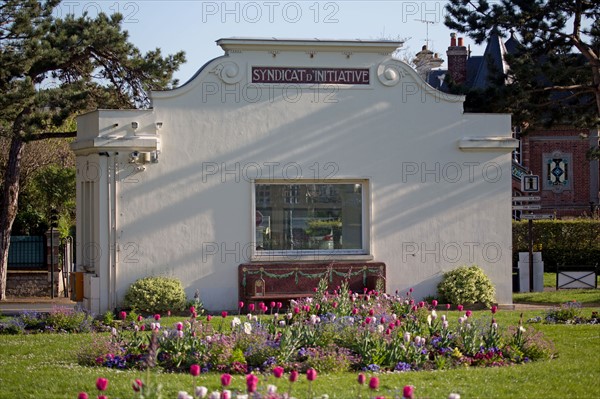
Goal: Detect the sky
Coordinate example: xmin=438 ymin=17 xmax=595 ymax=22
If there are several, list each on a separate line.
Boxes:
xmin=52 ymin=0 xmax=489 ymax=84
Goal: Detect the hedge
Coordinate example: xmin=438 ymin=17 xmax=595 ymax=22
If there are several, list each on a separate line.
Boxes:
xmin=512 ymin=220 xmax=600 ymax=271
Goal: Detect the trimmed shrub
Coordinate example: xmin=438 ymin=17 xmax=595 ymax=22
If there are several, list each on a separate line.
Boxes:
xmin=513 ymin=220 xmax=600 ymax=271
xmin=124 ymin=276 xmax=187 ymax=314
xmin=437 ymin=265 xmax=495 ymax=307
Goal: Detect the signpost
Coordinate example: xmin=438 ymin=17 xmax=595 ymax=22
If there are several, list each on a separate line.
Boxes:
xmin=512 ymin=204 xmax=542 ymax=211
xmin=520 ymin=214 xmax=554 ymax=220
xmin=514 ymin=175 xmax=542 ymax=291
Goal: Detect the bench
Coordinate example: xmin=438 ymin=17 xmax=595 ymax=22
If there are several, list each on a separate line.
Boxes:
xmin=556 ymin=264 xmax=598 ymax=289
xmin=238 ymin=262 xmax=386 ymax=306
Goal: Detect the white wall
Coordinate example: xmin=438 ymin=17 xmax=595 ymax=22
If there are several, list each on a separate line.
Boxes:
xmin=74 ymin=39 xmax=515 ymax=312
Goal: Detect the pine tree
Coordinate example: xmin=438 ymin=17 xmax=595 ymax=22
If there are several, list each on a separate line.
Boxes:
xmin=0 ymin=0 xmax=185 ymax=299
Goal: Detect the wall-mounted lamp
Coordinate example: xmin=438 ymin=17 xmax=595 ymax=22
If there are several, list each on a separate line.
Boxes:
xmin=131 ymin=121 xmax=139 ymax=130
xmin=156 ymin=122 xmax=163 ymax=129
xmin=129 ymin=151 xmax=140 ymax=163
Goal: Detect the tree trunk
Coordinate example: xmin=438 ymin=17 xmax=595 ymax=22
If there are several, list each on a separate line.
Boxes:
xmin=0 ymin=134 xmax=25 ymax=300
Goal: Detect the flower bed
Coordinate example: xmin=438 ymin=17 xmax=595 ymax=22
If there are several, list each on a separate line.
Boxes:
xmin=84 ymin=280 xmax=557 ymax=375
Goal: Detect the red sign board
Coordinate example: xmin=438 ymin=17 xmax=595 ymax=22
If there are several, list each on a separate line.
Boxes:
xmin=252 ymin=67 xmax=370 ymax=85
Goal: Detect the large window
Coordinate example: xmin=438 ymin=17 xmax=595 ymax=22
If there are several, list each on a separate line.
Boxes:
xmin=254 ymin=181 xmax=369 ymax=256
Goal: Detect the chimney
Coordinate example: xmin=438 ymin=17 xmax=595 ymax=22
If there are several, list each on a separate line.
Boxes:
xmin=412 ymin=45 xmax=444 ymax=81
xmin=447 ymin=33 xmax=468 ymax=84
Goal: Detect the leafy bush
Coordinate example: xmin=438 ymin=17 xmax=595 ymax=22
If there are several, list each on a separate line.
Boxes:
xmin=437 ymin=265 xmax=495 ymax=307
xmin=513 ymin=220 xmax=600 ymax=271
xmin=45 ymin=307 xmax=91 ymax=333
xmin=124 ymin=276 xmax=187 ymax=314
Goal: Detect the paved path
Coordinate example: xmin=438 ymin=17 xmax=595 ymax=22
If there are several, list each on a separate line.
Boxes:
xmin=0 ymin=297 xmax=77 ymax=315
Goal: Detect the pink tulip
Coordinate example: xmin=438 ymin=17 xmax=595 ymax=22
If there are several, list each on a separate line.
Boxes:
xmin=221 ymin=311 xmax=228 ymax=318
xmin=277 ymin=302 xmax=283 ymax=309
xmin=491 ymin=305 xmax=498 ymax=314
xmin=403 ymin=385 xmax=415 ymax=399
xmin=446 ymin=303 xmax=451 ymax=310
xmin=137 ymin=315 xmax=143 ymax=322
xmin=96 ymin=378 xmax=108 ymax=391
xmin=248 ymin=303 xmax=255 ymax=312
xmin=190 ymin=364 xmax=201 ymax=377
xmin=357 ymin=373 xmax=366 ymax=385
xmin=207 ymin=315 xmax=212 ymax=322
xmin=98 ymin=396 xmax=107 ymax=399
xmin=239 ymin=301 xmax=244 ymax=309
xmin=369 ymin=309 xmax=375 ymax=316
xmin=154 ymin=314 xmax=161 ymax=321
xmin=167 ymin=310 xmax=171 ymax=316
xmin=119 ymin=311 xmax=127 ymax=320
xmin=466 ymin=310 xmax=473 ymax=318
xmin=332 ymin=301 xmax=338 ymax=308
xmin=431 ymin=299 xmax=438 ymax=307
xmin=77 ymin=393 xmax=88 ymax=399
xmin=365 ymin=317 xmax=372 ymax=324
xmin=270 ymin=301 xmax=276 ymax=308
xmin=273 ymin=366 xmax=284 ymax=378
xmin=246 ymin=374 xmax=259 ymax=392
xmin=457 ymin=304 xmax=464 ymax=311
xmin=369 ymin=376 xmax=380 ymax=390
xmin=289 ymin=370 xmax=299 ymax=382
xmin=221 ymin=373 xmax=232 ymax=386
xmin=190 ymin=306 xmax=196 ymax=314
xmin=176 ymin=322 xmax=183 ymax=331
xmin=306 ymin=368 xmax=317 ymax=381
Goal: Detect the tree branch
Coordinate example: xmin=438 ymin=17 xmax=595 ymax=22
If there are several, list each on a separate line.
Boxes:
xmin=29 ymin=131 xmax=77 ymax=141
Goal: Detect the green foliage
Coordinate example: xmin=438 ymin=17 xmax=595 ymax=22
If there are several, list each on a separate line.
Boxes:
xmin=513 ymin=220 xmax=600 ymax=270
xmin=444 ymin=0 xmax=599 ymax=129
xmin=45 ymin=307 xmax=90 ymax=332
xmin=124 ymin=276 xmax=187 ymax=314
xmin=437 ymin=265 xmax=496 ymax=306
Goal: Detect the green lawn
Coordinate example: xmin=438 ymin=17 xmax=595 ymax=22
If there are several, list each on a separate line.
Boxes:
xmin=512 ymin=273 xmax=600 ymax=305
xmin=0 ymin=307 xmax=599 ymax=399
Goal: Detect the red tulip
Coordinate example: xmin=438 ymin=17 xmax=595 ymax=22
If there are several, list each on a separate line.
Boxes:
xmin=365 ymin=317 xmax=372 ymax=324
xmin=306 ymin=368 xmax=317 ymax=381
xmin=190 ymin=364 xmax=201 ymax=377
xmin=491 ymin=305 xmax=498 ymax=314
xmin=289 ymin=370 xmax=299 ymax=382
xmin=369 ymin=309 xmax=375 ymax=316
xmin=153 ymin=314 xmax=161 ymax=321
xmin=357 ymin=373 xmax=366 ymax=385
xmin=132 ymin=379 xmax=143 ymax=392
xmin=273 ymin=366 xmax=284 ymax=378
xmin=221 ymin=373 xmax=232 ymax=386
xmin=221 ymin=311 xmax=228 ymax=318
xmin=369 ymin=376 xmax=380 ymax=390
xmin=98 ymin=396 xmax=107 ymax=399
xmin=96 ymin=377 xmax=108 ymax=391
xmin=466 ymin=310 xmax=473 ymax=318
xmin=248 ymin=303 xmax=255 ymax=312
xmin=403 ymin=385 xmax=415 ymax=399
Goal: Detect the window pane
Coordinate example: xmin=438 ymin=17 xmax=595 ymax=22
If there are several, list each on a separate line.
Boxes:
xmin=255 ymin=183 xmax=363 ymax=251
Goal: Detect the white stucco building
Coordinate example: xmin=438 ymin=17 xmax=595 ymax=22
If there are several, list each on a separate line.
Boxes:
xmin=72 ymin=38 xmax=517 ymax=313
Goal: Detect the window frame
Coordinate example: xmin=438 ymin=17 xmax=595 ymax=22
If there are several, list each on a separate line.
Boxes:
xmin=251 ymin=179 xmax=372 ymax=261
